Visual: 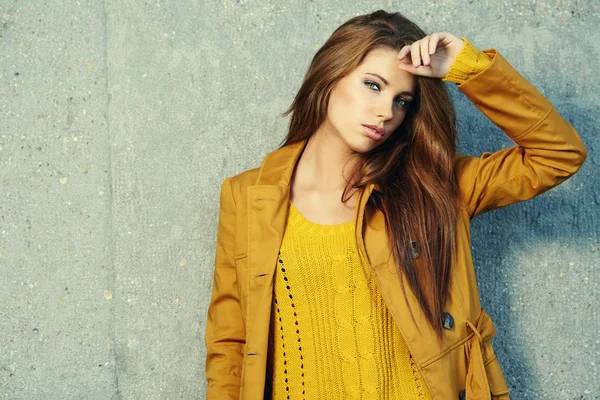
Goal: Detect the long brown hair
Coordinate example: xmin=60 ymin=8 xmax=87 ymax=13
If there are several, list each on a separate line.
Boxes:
xmin=280 ymin=10 xmax=460 ymax=344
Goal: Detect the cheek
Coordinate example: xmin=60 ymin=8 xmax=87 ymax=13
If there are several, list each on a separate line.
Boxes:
xmin=331 ymin=81 xmax=361 ymax=116
xmin=340 ymin=83 xmax=359 ymax=106
xmin=392 ymin=114 xmax=406 ymax=129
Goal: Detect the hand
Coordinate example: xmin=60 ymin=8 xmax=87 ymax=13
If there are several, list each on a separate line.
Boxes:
xmin=397 ymin=32 xmax=464 ymax=78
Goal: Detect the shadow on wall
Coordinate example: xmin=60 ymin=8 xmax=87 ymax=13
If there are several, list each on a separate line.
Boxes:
xmin=452 ymin=87 xmax=597 ymax=398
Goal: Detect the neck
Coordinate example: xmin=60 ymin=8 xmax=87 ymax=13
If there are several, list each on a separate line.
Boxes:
xmin=293 ymin=127 xmax=360 ymax=193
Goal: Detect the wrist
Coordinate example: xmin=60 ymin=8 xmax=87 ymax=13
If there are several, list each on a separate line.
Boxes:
xmin=442 ymin=37 xmax=491 ymax=84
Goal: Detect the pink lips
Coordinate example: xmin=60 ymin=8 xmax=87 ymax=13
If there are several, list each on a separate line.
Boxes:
xmin=362 ymin=124 xmax=384 ymax=140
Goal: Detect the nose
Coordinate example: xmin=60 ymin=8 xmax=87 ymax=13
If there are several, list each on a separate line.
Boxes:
xmin=376 ymin=98 xmax=394 ymax=121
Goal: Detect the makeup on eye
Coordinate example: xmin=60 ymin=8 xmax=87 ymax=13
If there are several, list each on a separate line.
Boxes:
xmin=364 ymin=72 xmax=415 ymax=97
xmin=364 ymin=80 xmax=411 ymax=108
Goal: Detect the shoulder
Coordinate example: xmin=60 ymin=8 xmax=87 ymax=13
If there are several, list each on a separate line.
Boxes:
xmin=453 ymin=152 xmax=480 ymax=212
xmin=226 ymin=141 xmax=301 ymax=192
xmin=219 ymin=144 xmax=277 ymax=197
xmin=223 ymin=146 xmax=274 ymax=190
xmin=230 ymin=167 xmax=260 ymax=189
xmin=454 ymin=153 xmax=477 ymax=177
xmin=217 ymin=167 xmax=259 ymax=204
xmin=220 ymin=140 xmax=308 ymax=204
xmin=453 ymin=153 xmax=478 ymax=178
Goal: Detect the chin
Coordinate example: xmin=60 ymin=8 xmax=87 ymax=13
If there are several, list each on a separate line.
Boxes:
xmin=342 ymin=134 xmax=382 ymax=154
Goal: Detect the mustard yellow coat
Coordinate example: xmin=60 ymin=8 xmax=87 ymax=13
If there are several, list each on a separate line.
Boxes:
xmin=205 ymin=49 xmax=587 ymax=400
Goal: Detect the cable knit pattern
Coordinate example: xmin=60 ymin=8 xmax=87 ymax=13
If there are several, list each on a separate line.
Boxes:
xmin=267 ymin=200 xmax=432 ymax=399
xmin=442 ymin=36 xmax=492 ymax=83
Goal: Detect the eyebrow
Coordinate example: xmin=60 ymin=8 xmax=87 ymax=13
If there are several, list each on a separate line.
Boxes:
xmin=365 ymin=72 xmax=415 ymax=98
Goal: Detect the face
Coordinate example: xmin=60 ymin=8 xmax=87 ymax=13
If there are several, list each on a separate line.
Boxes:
xmin=321 ymin=47 xmax=417 ymax=153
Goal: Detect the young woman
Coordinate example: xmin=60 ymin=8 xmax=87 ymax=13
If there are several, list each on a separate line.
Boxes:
xmin=205 ymin=10 xmax=587 ymax=400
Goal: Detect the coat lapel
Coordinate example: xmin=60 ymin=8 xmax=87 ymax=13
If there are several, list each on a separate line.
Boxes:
xmin=356 ymin=182 xmax=444 ymax=364
xmin=242 ymin=139 xmax=307 ymax=396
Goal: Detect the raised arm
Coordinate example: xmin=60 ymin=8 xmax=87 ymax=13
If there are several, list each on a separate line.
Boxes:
xmin=205 ymin=177 xmax=245 ymax=399
xmin=449 ymin=38 xmax=587 ymax=218
xmin=398 ymin=34 xmax=587 ymax=218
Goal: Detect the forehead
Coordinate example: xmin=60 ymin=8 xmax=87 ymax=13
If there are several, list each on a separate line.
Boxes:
xmin=355 ymin=47 xmax=416 ymax=91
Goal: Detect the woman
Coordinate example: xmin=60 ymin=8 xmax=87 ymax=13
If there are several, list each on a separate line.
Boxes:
xmin=205 ymin=10 xmax=587 ymax=400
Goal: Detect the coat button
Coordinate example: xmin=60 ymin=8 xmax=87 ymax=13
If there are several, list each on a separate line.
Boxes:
xmin=458 ymin=389 xmax=466 ymax=400
xmin=410 ymin=241 xmax=420 ymax=259
xmin=442 ymin=312 xmax=454 ymax=330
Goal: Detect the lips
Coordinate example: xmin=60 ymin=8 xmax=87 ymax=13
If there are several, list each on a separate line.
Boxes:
xmin=361 ymin=124 xmax=385 ymax=141
xmin=363 ymin=124 xmax=385 ymax=136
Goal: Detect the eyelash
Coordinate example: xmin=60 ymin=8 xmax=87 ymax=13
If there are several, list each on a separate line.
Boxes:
xmin=364 ymin=80 xmax=410 ymax=108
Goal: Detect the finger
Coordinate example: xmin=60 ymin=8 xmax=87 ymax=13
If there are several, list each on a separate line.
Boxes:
xmin=410 ymin=42 xmax=421 ymax=68
xmin=397 ymin=61 xmax=419 ymax=75
xmin=429 ymin=32 xmax=440 ymax=54
xmin=399 ymin=62 xmax=434 ymax=78
xmin=397 ymin=45 xmax=410 ymax=61
xmin=420 ymin=37 xmax=430 ymax=66
xmin=433 ymin=31 xmax=452 ymax=46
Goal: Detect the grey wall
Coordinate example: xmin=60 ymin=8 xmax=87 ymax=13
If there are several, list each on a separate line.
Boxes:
xmin=0 ymin=0 xmax=598 ymax=398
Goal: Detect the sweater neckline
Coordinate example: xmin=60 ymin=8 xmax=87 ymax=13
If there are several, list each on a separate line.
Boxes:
xmin=288 ymin=200 xmax=355 ymax=235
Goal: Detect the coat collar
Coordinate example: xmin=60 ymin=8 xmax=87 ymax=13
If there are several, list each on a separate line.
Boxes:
xmin=253 ymin=137 xmax=382 ymax=192
xmin=253 ymin=139 xmax=306 ymax=188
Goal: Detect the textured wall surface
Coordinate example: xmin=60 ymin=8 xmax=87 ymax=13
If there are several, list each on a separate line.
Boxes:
xmin=0 ymin=0 xmax=598 ymax=399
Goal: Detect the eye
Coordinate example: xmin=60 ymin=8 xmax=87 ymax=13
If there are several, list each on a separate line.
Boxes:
xmin=394 ymin=97 xmax=409 ymax=108
xmin=364 ymin=80 xmax=380 ymax=91
xmin=366 ymin=80 xmax=410 ymax=109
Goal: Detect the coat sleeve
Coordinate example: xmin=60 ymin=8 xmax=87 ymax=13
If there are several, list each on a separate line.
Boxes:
xmin=205 ymin=177 xmax=245 ymax=399
xmin=453 ymin=48 xmax=587 ymax=219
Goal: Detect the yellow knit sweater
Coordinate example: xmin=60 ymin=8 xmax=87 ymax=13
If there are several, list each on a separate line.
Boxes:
xmin=266 ymin=37 xmax=490 ymax=399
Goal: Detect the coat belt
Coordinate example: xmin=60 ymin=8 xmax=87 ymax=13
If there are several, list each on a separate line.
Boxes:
xmin=465 ymin=309 xmax=495 ymax=400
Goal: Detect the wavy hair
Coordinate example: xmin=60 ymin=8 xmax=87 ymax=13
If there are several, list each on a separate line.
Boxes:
xmin=280 ymin=10 xmax=461 ymax=344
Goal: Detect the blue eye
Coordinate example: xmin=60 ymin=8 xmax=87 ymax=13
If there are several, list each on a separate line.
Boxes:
xmin=394 ymin=97 xmax=409 ymax=108
xmin=365 ymin=80 xmax=380 ymax=91
xmin=365 ymin=80 xmax=410 ymax=109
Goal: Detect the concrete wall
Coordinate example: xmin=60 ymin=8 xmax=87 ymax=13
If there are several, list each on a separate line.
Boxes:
xmin=0 ymin=0 xmax=597 ymax=398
